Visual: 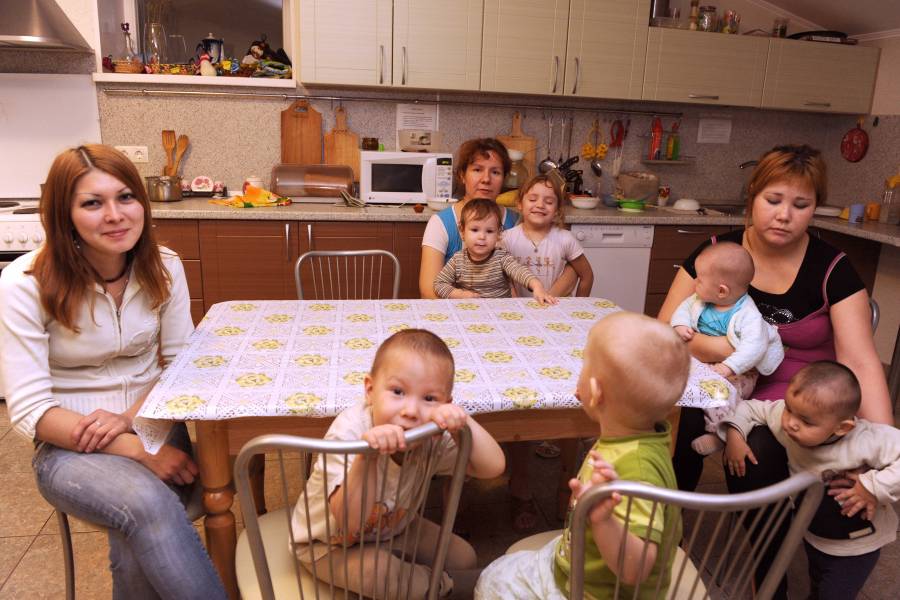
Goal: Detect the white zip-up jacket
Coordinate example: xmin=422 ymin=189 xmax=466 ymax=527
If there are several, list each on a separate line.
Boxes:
xmin=671 ymin=293 xmax=784 ymax=376
xmin=0 ymin=247 xmax=193 ymax=440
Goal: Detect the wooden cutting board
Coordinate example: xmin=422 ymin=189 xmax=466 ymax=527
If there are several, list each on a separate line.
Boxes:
xmin=281 ymin=99 xmax=322 ymax=164
xmin=497 ymin=111 xmax=537 ymax=182
xmin=324 ymin=107 xmax=361 ymax=181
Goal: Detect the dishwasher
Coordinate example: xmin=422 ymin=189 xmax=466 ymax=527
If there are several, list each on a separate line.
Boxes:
xmin=570 ymin=224 xmax=654 ymax=313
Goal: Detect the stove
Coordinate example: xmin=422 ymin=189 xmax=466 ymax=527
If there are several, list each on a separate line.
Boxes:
xmin=0 ymin=200 xmax=44 ymax=259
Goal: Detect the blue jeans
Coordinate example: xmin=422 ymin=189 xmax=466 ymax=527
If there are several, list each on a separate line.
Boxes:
xmin=33 ymin=423 xmax=227 ymax=600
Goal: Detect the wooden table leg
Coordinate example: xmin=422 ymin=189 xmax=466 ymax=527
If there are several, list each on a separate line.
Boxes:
xmin=195 ymin=420 xmax=239 ymax=599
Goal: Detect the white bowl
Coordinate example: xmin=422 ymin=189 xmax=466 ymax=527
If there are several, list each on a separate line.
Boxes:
xmin=672 ymin=198 xmax=700 ymax=211
xmin=570 ymin=195 xmax=600 ymax=210
xmin=426 ymin=197 xmax=458 ymax=212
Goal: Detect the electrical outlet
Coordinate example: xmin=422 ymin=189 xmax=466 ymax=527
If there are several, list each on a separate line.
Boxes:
xmin=115 ymin=145 xmax=149 ymax=163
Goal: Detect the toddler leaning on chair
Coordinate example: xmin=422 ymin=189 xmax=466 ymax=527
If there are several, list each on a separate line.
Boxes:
xmin=290 ymin=329 xmax=505 ymax=599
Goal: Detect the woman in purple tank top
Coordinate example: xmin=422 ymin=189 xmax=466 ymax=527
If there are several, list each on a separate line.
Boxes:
xmin=657 ymin=145 xmax=891 ymax=599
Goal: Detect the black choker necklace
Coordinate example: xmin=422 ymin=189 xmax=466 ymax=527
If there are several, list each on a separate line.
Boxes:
xmin=103 ymin=262 xmax=130 ymax=283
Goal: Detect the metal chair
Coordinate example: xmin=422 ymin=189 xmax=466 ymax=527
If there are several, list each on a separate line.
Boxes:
xmin=294 ymin=250 xmax=401 ymax=300
xmin=57 ymin=480 xmax=205 ymax=600
xmin=870 ymin=297 xmax=880 ymax=332
xmin=508 ymin=471 xmax=822 ymax=600
xmin=234 ymin=422 xmax=471 ymax=600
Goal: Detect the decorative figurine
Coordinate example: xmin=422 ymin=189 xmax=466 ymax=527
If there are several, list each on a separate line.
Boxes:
xmin=198 ymin=51 xmax=217 ymax=76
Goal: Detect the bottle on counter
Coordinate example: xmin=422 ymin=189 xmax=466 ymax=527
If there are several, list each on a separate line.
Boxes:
xmin=665 ymin=122 xmax=680 ymax=161
xmin=879 ymin=170 xmax=900 ymax=225
xmin=688 ymin=0 xmax=700 ymax=30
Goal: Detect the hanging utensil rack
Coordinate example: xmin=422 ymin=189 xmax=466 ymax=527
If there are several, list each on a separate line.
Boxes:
xmin=101 ymin=87 xmax=682 ymax=119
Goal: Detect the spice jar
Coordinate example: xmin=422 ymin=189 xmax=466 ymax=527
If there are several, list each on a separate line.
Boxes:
xmin=688 ymin=0 xmax=700 ymax=30
xmin=698 ymin=6 xmax=718 ymax=32
xmin=503 ymin=149 xmax=529 ymax=191
xmin=361 ymin=137 xmax=379 ymax=151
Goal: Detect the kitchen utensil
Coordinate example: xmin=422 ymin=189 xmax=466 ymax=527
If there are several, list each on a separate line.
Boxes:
xmin=324 ymin=107 xmax=361 ymax=181
xmin=564 ymin=115 xmax=574 ymax=164
xmin=161 ymin=130 xmax=175 ymax=176
xmin=497 ymin=112 xmax=538 ymax=180
xmin=538 ymin=117 xmax=557 ymax=174
xmin=558 ymin=155 xmax=580 ymax=172
xmin=610 ymin=120 xmax=626 ymax=176
xmin=271 ymin=163 xmax=354 ymax=199
xmin=589 ymin=119 xmax=604 ymax=176
xmin=617 ymin=199 xmax=646 ymax=212
xmin=648 ymin=117 xmax=664 ymax=160
xmin=281 ymin=99 xmax=323 ymax=165
xmin=171 ymin=134 xmax=189 ymax=176
xmin=196 ymin=32 xmax=224 ymax=63
xmin=570 ymin=195 xmax=599 ymax=210
xmin=840 ymin=117 xmax=869 ymax=163
xmin=145 ymin=176 xmax=182 ymax=202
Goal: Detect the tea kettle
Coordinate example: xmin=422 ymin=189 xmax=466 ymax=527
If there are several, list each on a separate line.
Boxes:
xmin=197 ymin=33 xmax=224 ymax=63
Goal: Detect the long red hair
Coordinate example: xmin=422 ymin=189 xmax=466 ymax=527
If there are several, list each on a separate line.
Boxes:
xmin=29 ymin=144 xmax=171 ymax=332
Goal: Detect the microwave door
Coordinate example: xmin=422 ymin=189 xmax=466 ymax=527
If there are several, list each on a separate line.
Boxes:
xmin=421 ymin=157 xmax=437 ymax=199
xmin=372 ymin=163 xmax=423 ymax=194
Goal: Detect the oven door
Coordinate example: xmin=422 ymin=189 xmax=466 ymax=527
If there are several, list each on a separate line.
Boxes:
xmin=0 ymin=250 xmax=30 ymax=400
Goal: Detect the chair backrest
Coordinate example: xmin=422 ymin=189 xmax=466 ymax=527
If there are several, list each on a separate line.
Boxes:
xmin=870 ymin=297 xmax=880 ymax=332
xmin=568 ymin=471 xmax=823 ymax=600
xmin=234 ymin=422 xmax=471 ymax=600
xmin=294 ymin=250 xmax=401 ymax=300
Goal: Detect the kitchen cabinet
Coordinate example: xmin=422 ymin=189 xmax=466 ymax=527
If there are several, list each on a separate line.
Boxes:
xmin=644 ymin=225 xmax=731 ymax=317
xmin=762 ymin=39 xmax=880 ymax=114
xmin=481 ymin=0 xmax=648 ymax=99
xmin=299 ymin=0 xmax=483 ymax=90
xmin=393 ymin=222 xmax=428 ymax=298
xmin=199 ymin=220 xmax=300 ymax=309
xmin=643 ymin=29 xmax=768 ymax=108
xmin=153 ymin=219 xmax=205 ymax=325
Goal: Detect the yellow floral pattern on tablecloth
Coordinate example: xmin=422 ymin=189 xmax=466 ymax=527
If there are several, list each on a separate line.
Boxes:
xmin=230 ymin=303 xmax=257 ymax=312
xmin=388 ymin=324 xmax=411 ymax=334
xmin=484 ymin=351 xmax=513 ymax=363
xmin=545 ymin=322 xmax=572 ymax=332
xmin=346 ymin=313 xmax=373 ymax=322
xmin=504 ymin=387 xmax=539 ymax=409
xmin=424 ymin=313 xmax=448 ymax=322
xmin=516 ymin=336 xmax=544 ymax=347
xmin=456 ymin=302 xmax=479 ymax=311
xmin=526 ymin=301 xmax=549 ymax=309
xmin=265 ymin=314 xmax=293 ymax=323
xmin=236 ymin=373 xmax=272 ymax=387
xmin=215 ymin=326 xmax=245 ymax=336
xmin=309 ymin=304 xmax=335 ymax=311
xmin=539 ymin=366 xmax=571 ymax=380
xmin=455 ymin=369 xmax=476 ymax=383
xmin=284 ymin=392 xmax=322 ymax=415
xmin=384 ymin=303 xmax=409 ymax=311
xmin=295 ymin=354 xmax=328 ymax=367
xmin=594 ymin=300 xmax=617 ymax=308
xmin=699 ymin=379 xmax=730 ymax=400
xmin=467 ymin=324 xmax=494 ymax=334
xmin=343 ymin=371 xmax=367 ymax=385
xmin=303 ymin=325 xmax=333 ymax=336
xmin=443 ymin=337 xmax=460 ymax=348
xmin=252 ymin=339 xmax=282 ymax=350
xmin=498 ymin=312 xmax=523 ymax=321
xmin=345 ymin=337 xmax=375 ymax=350
xmin=193 ymin=356 xmax=225 ymax=368
xmin=571 ymin=311 xmax=596 ymax=320
xmin=165 ymin=395 xmax=205 ymax=415
xmin=571 ymin=348 xmax=584 ymax=359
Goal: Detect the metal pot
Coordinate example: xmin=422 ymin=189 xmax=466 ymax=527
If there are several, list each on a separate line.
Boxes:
xmin=145 ymin=176 xmax=183 ymax=202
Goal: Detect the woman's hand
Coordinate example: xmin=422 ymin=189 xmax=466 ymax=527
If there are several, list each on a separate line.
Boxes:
xmin=723 ymin=428 xmax=757 ymax=477
xmin=71 ymin=409 xmax=132 ymax=453
xmin=139 ymin=445 xmax=198 ymax=485
xmin=828 ymin=472 xmax=878 ymax=520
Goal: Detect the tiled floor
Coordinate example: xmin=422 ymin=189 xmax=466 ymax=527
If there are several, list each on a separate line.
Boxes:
xmin=1 ymin=400 xmax=898 ymax=599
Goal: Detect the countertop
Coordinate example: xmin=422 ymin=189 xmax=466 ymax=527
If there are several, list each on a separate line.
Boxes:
xmin=149 ymin=198 xmax=900 ymax=247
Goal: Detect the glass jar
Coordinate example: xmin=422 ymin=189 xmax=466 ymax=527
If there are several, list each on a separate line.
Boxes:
xmin=879 ymin=183 xmax=899 ymax=225
xmin=504 ymin=149 xmax=529 ymax=191
xmin=698 ymin=6 xmax=718 ymax=32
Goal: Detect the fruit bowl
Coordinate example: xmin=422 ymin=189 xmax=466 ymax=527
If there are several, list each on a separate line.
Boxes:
xmin=570 ymin=195 xmax=600 ymax=210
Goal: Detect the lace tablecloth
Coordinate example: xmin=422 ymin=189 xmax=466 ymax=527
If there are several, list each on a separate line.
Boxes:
xmin=135 ymin=298 xmax=735 ymax=451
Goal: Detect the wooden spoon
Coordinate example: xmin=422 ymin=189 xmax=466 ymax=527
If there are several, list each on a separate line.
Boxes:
xmin=161 ymin=130 xmax=176 ymax=176
xmin=171 ymin=134 xmax=189 ymax=177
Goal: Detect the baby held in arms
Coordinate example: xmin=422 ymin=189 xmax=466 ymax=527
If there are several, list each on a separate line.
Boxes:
xmin=670 ymin=242 xmax=784 ymax=455
xmin=434 ymin=198 xmax=557 ymax=305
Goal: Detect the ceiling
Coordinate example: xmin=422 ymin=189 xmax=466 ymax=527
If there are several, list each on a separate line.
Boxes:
xmin=771 ymin=0 xmax=900 ymax=36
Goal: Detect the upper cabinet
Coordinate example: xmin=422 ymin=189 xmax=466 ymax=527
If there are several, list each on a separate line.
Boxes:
xmin=481 ymin=0 xmax=647 ymax=99
xmin=564 ymin=0 xmax=648 ymax=99
xmin=643 ymin=28 xmax=768 ymax=107
xmin=762 ymin=39 xmax=880 ymax=114
xmin=300 ymin=0 xmax=483 ymax=90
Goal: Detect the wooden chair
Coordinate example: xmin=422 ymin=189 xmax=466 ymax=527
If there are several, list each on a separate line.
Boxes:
xmin=234 ymin=422 xmax=472 ymax=600
xmin=507 ymin=471 xmax=823 ymax=599
xmin=294 ymin=250 xmax=401 ymax=300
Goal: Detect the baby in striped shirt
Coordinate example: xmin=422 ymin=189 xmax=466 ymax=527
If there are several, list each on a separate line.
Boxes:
xmin=433 ymin=198 xmax=557 ymax=305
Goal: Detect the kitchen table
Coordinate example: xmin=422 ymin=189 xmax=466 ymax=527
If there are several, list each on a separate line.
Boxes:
xmin=135 ymin=297 xmax=735 ymax=597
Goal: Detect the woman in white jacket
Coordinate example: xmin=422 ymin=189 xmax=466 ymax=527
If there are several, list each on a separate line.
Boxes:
xmin=0 ymin=145 xmax=226 ymax=598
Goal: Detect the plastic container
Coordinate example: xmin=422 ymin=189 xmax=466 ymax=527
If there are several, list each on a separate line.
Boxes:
xmin=504 ymin=149 xmax=529 ymax=191
xmin=879 ymin=181 xmax=899 ymax=225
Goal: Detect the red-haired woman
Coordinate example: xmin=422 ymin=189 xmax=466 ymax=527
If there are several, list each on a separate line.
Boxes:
xmin=0 ymin=144 xmax=226 ymax=598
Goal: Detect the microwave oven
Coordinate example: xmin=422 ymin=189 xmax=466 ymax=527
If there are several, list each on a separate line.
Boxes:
xmin=359 ymin=151 xmax=453 ymax=204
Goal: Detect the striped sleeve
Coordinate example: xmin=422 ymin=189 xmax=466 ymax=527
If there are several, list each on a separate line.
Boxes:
xmin=433 ymin=252 xmax=461 ymax=298
xmin=498 ymin=250 xmax=537 ymax=290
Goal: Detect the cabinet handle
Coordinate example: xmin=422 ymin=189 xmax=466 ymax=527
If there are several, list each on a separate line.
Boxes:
xmin=572 ymin=57 xmax=580 ymax=94
xmin=688 ymin=94 xmax=720 ymax=100
xmin=379 ymin=45 xmax=384 ymax=84
xmin=552 ymin=56 xmax=560 ymax=93
xmin=401 ymin=46 xmax=407 ymax=85
xmin=676 ymin=229 xmax=706 ymax=235
xmin=307 ymin=223 xmax=313 ymax=249
xmin=284 ymin=223 xmax=290 ymax=261
xmin=803 ymin=101 xmax=831 ymax=107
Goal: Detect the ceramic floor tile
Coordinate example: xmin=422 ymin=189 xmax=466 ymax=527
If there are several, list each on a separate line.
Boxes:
xmin=0 ymin=402 xmax=9 ymax=428
xmin=0 ymin=429 xmax=35 ymax=474
xmin=0 ymin=532 xmax=111 ymax=600
xmin=0 ymin=536 xmax=33 ymax=585
xmin=0 ymin=472 xmax=53 ymax=537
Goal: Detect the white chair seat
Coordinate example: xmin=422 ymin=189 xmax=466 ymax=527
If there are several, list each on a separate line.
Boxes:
xmin=506 ymin=530 xmax=706 ymax=600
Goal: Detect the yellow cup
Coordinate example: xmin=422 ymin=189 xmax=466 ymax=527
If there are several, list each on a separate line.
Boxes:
xmin=866 ymin=202 xmax=881 ymax=221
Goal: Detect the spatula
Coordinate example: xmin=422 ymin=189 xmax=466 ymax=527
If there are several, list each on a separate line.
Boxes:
xmin=161 ymin=130 xmax=176 ymax=176
xmin=171 ymin=135 xmax=189 ymax=177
